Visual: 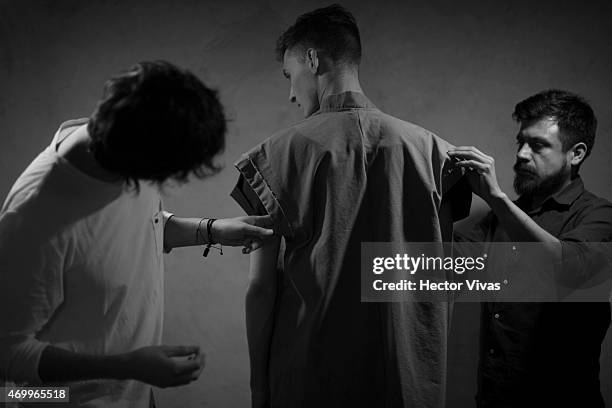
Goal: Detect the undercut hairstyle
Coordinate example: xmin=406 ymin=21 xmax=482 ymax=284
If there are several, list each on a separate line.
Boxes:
xmin=275 ymin=4 xmax=362 ymax=66
xmin=512 ymin=89 xmax=597 ymax=162
xmin=88 ymin=60 xmax=226 ymax=187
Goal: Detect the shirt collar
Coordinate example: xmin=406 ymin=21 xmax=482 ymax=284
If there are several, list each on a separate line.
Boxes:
xmin=517 ymin=176 xmax=584 ymax=214
xmin=315 ymin=91 xmax=377 ymax=114
xmin=548 ymin=176 xmax=584 ymax=206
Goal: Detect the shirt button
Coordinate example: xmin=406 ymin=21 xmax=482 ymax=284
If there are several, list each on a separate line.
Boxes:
xmin=155 ymin=218 xmax=159 ymax=223
xmin=494 ymin=313 xmax=500 ymax=319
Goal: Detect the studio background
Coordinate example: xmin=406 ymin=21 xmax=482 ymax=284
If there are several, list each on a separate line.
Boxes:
xmin=1 ymin=0 xmax=610 ymax=406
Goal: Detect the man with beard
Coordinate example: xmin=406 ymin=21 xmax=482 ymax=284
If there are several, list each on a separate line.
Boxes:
xmin=450 ymin=89 xmax=612 ymax=407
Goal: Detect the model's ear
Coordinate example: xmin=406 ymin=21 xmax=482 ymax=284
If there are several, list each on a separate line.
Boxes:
xmin=305 ymin=48 xmax=319 ymax=74
xmin=569 ymin=142 xmax=588 ymax=167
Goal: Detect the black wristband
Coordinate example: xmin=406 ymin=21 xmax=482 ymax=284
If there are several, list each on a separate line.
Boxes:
xmin=207 ymin=218 xmax=217 ymax=245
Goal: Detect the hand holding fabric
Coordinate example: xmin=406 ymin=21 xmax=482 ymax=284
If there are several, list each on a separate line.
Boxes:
xmin=448 ymin=146 xmax=505 ymax=204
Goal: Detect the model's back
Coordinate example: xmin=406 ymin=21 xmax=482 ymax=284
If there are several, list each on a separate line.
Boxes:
xmin=233 ymin=91 xmax=470 ymax=407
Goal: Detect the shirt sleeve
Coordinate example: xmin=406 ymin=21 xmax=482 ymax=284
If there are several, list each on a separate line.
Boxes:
xmin=232 ymin=132 xmax=322 ymax=239
xmin=0 ymin=211 xmax=65 ymax=384
xmin=230 ymin=175 xmax=268 ymax=217
xmin=556 ymin=199 xmax=612 ymax=288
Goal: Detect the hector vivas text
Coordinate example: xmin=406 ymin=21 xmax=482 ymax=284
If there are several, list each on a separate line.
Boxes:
xmin=371 ymin=253 xmax=501 ymax=292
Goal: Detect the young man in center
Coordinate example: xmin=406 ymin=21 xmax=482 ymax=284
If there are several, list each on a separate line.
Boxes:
xmin=232 ymin=5 xmax=471 ymax=407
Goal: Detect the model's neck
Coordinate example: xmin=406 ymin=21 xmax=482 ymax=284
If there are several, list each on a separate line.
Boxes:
xmin=317 ymin=69 xmax=363 ymax=102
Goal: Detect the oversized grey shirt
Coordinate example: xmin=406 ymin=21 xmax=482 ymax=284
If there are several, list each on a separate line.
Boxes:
xmin=232 ymin=92 xmax=471 ymax=408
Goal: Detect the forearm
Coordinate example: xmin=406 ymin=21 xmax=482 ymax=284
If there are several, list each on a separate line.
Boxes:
xmin=488 ymin=193 xmax=560 ymax=250
xmin=38 ymin=346 xmax=132 ymax=383
xmin=163 ymin=215 xmax=274 ymax=251
xmin=245 ymin=237 xmax=280 ymax=397
xmin=163 ymin=216 xmax=209 ymax=250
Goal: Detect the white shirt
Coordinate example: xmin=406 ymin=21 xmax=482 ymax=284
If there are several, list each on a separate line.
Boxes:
xmin=0 ymin=119 xmax=168 ymax=407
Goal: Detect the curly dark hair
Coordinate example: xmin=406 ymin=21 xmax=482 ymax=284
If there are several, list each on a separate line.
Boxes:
xmin=513 ymin=89 xmax=597 ymax=163
xmin=275 ymin=4 xmax=361 ymax=66
xmin=88 ymin=60 xmax=226 ymax=187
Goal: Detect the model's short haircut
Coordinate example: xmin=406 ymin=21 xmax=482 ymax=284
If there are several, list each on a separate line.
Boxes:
xmin=88 ymin=60 xmax=226 ymax=187
xmin=513 ymin=89 xmax=597 ymax=162
xmin=275 ymin=4 xmax=361 ymax=66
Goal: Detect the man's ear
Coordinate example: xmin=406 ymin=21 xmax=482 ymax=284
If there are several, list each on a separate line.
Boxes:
xmin=305 ymin=48 xmax=319 ymax=74
xmin=569 ymin=142 xmax=588 ymax=166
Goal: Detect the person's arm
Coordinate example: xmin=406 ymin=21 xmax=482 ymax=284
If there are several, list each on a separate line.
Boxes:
xmin=245 ymin=236 xmax=280 ymax=408
xmin=0 ymin=211 xmax=206 ymax=388
xmin=163 ymin=214 xmax=274 ymax=253
xmin=39 ymin=344 xmax=205 ymax=388
xmin=448 ymin=146 xmax=560 ymax=253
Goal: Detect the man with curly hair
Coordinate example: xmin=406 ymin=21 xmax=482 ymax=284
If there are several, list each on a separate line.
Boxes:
xmin=0 ymin=60 xmax=273 ymax=407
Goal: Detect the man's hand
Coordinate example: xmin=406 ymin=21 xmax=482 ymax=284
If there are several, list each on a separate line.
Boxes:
xmin=448 ymin=146 xmax=506 ymax=203
xmin=125 ymin=345 xmax=205 ymax=388
xmin=212 ymin=215 xmax=275 ymax=254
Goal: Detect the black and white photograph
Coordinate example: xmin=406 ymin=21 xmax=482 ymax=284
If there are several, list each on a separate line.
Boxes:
xmin=1 ymin=1 xmax=611 ymax=407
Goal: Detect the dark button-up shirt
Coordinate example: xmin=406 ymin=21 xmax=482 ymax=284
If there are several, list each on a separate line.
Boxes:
xmin=232 ymin=92 xmax=471 ymax=408
xmin=457 ymin=177 xmax=612 ymax=407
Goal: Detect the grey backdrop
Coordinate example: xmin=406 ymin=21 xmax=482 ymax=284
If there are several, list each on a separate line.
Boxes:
xmin=1 ymin=0 xmax=611 ymax=407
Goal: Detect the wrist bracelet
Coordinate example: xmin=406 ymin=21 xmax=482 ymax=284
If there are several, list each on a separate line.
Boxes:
xmin=206 ymin=218 xmax=217 ymax=245
xmin=196 ymin=218 xmax=207 ymax=245
xmin=202 ymin=218 xmax=222 ymax=257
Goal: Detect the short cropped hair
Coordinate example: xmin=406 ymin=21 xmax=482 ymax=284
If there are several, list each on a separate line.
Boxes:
xmin=275 ymin=4 xmax=361 ymax=66
xmin=512 ymin=89 xmax=597 ymax=161
xmin=88 ymin=60 xmax=226 ymax=187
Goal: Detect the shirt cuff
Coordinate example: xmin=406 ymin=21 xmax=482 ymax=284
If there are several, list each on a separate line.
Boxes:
xmin=162 ymin=211 xmax=174 ymax=254
xmin=234 ymin=154 xmax=293 ymax=238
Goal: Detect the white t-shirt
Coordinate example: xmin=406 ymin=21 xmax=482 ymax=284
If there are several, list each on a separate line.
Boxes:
xmin=0 ymin=119 xmax=167 ymax=407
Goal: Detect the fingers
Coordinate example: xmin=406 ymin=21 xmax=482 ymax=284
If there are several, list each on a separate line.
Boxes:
xmin=174 ymin=352 xmax=205 ymax=375
xmin=449 ymin=146 xmax=494 ymax=165
xmin=236 ymin=225 xmax=275 ymax=253
xmin=162 ymin=345 xmax=200 ymax=357
xmin=245 ymin=215 xmax=274 ymax=228
xmin=168 ymin=369 xmax=203 ymax=387
xmin=171 ymin=351 xmax=205 ymax=385
xmin=244 ymin=224 xmax=275 ymax=237
xmin=243 ymin=239 xmax=264 ymax=253
xmin=249 ymin=240 xmax=262 ymax=252
xmin=453 ymin=160 xmax=489 ymax=173
xmin=241 ymin=240 xmax=258 ymax=254
xmin=449 ymin=146 xmax=489 ymax=157
xmin=448 ymin=149 xmax=490 ymax=163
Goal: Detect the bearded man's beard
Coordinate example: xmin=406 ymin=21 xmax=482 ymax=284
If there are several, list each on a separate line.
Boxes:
xmin=513 ymin=162 xmax=571 ymax=198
